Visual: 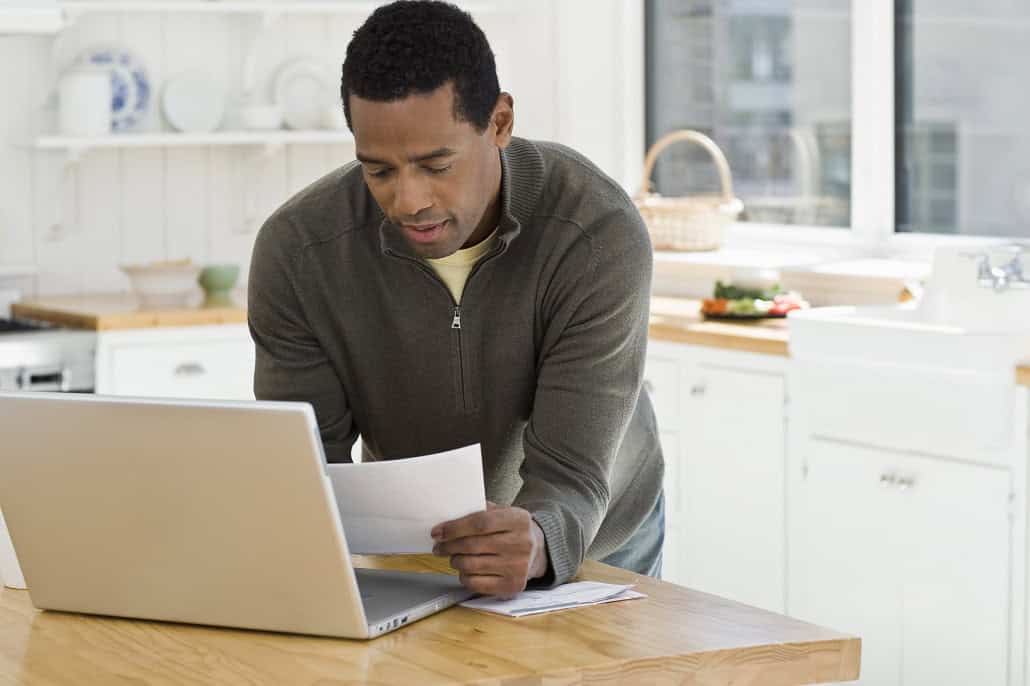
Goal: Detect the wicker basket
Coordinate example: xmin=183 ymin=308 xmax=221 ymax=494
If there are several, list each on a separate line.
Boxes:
xmin=634 ymin=130 xmax=743 ymax=252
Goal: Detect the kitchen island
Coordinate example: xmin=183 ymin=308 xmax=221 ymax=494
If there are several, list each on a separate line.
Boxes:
xmin=0 ymin=554 xmax=859 ymax=685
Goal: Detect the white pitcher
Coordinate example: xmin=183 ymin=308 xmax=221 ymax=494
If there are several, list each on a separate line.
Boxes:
xmin=0 ymin=507 xmax=26 ymax=590
xmin=57 ymin=65 xmax=111 ymax=137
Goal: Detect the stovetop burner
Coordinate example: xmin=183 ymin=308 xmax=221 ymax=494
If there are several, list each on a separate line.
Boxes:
xmin=0 ymin=318 xmax=50 ymax=334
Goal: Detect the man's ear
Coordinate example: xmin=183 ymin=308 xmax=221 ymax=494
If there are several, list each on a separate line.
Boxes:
xmin=492 ymin=92 xmax=514 ymax=148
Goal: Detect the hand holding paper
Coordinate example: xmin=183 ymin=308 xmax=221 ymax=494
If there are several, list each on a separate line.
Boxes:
xmin=328 ymin=444 xmax=485 ymax=554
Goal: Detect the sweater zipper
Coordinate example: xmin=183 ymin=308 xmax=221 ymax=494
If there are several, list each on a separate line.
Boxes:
xmin=386 ymin=244 xmax=504 ymax=413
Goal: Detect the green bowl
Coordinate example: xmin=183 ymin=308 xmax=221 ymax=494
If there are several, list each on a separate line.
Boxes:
xmin=198 ymin=264 xmax=240 ymax=305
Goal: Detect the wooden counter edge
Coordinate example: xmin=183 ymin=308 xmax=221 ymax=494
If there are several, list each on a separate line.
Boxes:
xmin=649 ymin=320 xmax=790 ymax=356
xmin=1017 ymin=365 xmax=1030 ymax=388
xmin=11 ymin=302 xmax=247 ymax=331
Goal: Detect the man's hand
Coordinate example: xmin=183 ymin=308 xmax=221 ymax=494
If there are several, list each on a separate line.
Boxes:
xmin=431 ymin=502 xmax=549 ymax=596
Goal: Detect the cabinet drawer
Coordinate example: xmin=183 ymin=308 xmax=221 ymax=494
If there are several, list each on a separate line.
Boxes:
xmin=643 ymin=356 xmax=679 ymax=431
xmin=107 ymin=338 xmax=256 ymax=400
xmin=791 ymin=360 xmax=1016 ymax=466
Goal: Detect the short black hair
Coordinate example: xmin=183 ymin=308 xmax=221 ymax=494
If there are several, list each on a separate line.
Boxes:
xmin=341 ymin=1 xmax=500 ymax=133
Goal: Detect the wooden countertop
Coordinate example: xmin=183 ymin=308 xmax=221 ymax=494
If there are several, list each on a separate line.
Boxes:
xmin=649 ymin=296 xmax=790 ymax=356
xmin=11 ymin=293 xmax=246 ymax=331
xmin=12 ymin=293 xmax=1030 ymax=387
xmin=0 ymin=554 xmax=860 ymax=685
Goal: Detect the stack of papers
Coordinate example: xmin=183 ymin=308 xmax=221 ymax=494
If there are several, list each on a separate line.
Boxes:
xmin=460 ymin=581 xmax=646 ymax=617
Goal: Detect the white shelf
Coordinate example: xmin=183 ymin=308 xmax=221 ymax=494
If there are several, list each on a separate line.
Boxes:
xmin=0 ymin=8 xmax=62 ymax=34
xmin=36 ymin=129 xmax=354 ymax=153
xmin=58 ymin=1 xmax=501 ymax=15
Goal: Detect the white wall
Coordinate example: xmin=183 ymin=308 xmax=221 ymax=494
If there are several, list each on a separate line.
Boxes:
xmin=0 ymin=0 xmax=642 ymax=299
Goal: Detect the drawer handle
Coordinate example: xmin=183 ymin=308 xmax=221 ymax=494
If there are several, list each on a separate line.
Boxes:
xmin=690 ymin=383 xmax=707 ymax=397
xmin=879 ymin=472 xmax=897 ymax=487
xmin=174 ymin=362 xmax=206 ymax=377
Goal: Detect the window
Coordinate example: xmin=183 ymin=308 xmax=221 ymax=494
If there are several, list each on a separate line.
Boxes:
xmin=895 ymin=1 xmax=1030 ymax=237
xmin=645 ymin=0 xmax=852 ymax=228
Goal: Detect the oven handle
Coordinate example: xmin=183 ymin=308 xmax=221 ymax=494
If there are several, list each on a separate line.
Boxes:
xmin=17 ymin=366 xmax=71 ymax=391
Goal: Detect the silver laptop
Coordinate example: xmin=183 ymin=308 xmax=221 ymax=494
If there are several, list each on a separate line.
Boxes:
xmin=0 ymin=392 xmax=474 ymax=639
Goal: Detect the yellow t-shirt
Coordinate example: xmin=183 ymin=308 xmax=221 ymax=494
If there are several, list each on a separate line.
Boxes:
xmin=426 ymin=228 xmax=499 ymax=304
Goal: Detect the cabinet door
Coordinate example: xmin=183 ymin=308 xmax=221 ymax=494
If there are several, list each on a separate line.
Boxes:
xmin=658 ymin=431 xmax=687 ymax=585
xmin=897 ymin=453 xmax=1010 ymax=686
xmin=790 ymin=439 xmax=1013 ymax=686
xmin=681 ymin=365 xmax=786 ymax=613
xmin=789 ymin=438 xmax=902 ymax=686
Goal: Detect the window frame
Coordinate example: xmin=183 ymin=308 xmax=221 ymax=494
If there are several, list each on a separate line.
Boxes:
xmin=639 ymin=0 xmax=1019 ymax=262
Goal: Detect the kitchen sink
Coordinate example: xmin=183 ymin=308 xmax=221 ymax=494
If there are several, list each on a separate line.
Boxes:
xmin=788 ymin=303 xmax=1030 ymax=373
xmin=788 ymin=244 xmax=1030 ymax=374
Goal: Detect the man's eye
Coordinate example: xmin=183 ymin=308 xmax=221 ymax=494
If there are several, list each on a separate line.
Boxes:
xmin=427 ymin=165 xmax=452 ymax=175
xmin=366 ymin=168 xmax=391 ymax=178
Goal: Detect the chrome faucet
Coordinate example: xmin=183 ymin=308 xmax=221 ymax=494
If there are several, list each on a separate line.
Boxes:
xmin=961 ymin=244 xmax=1030 ymax=292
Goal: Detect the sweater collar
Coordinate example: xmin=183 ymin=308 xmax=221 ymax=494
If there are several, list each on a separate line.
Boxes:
xmin=377 ymin=137 xmax=545 ymax=257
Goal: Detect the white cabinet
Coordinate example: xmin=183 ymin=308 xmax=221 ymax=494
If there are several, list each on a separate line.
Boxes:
xmin=789 ymin=438 xmax=1011 ymax=686
xmin=646 ymin=340 xmax=787 ymax=614
xmin=680 ymin=362 xmax=786 ymax=613
xmin=95 ymin=324 xmax=255 ymax=400
xmin=644 ymin=342 xmax=685 ymax=583
xmin=788 ymin=357 xmax=1025 ymax=686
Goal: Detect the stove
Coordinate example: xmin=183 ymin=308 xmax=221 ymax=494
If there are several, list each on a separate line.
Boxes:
xmin=0 ymin=318 xmax=96 ymax=392
xmin=0 ymin=318 xmax=52 ymax=334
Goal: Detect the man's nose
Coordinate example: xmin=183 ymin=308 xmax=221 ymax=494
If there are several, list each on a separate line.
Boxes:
xmin=392 ymin=170 xmax=433 ymax=219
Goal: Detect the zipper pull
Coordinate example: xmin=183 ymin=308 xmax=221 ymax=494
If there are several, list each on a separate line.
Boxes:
xmin=451 ymin=307 xmax=462 ymax=329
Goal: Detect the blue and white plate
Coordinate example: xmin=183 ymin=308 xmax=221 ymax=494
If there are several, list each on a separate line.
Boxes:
xmin=76 ymin=46 xmax=151 ymax=133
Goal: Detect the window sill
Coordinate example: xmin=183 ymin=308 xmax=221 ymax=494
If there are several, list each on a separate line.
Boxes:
xmin=652 ymin=222 xmax=931 ymax=305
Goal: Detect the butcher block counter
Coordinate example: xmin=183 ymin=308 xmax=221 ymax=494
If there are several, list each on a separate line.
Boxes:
xmin=12 ymin=294 xmax=790 ymax=353
xmin=13 ymin=293 xmax=1028 ymax=386
xmin=648 ymin=296 xmax=789 ymax=356
xmin=11 ymin=293 xmax=245 ymax=331
xmin=0 ymin=554 xmax=860 ymax=686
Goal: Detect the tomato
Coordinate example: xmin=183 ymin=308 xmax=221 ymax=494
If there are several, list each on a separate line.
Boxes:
xmin=702 ymin=298 xmax=727 ymax=315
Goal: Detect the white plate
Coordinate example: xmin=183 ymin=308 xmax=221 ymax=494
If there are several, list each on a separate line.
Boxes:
xmin=162 ymin=71 xmax=225 ymax=133
xmin=272 ymin=58 xmax=333 ymax=130
xmin=76 ymin=45 xmax=151 ymax=132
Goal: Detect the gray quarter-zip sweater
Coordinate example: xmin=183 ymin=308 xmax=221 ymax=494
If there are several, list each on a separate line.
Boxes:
xmin=248 ymin=137 xmax=663 ymax=586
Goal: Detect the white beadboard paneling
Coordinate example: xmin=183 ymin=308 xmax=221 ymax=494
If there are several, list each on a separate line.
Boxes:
xmin=208 ymin=147 xmax=254 ymax=279
xmin=283 ymin=13 xmax=331 ymax=196
xmin=119 ymin=11 xmax=164 ymax=266
xmin=2 ymin=2 xmax=635 ymax=295
xmin=164 ymin=147 xmax=209 ymax=262
xmin=34 ymin=150 xmax=123 ymax=294
xmin=35 ymin=11 xmax=123 ymax=295
xmin=0 ymin=36 xmax=39 ymax=267
xmin=162 ymin=12 xmax=221 ymax=263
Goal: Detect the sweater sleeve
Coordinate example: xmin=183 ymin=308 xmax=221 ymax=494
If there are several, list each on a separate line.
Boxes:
xmin=513 ymin=208 xmax=653 ymax=586
xmin=247 ymin=214 xmax=358 ymax=463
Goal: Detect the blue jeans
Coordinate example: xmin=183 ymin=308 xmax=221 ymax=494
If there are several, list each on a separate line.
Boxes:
xmin=598 ymin=491 xmax=665 ymax=578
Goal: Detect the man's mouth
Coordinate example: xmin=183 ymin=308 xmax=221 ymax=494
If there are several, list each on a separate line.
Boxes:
xmin=401 ymin=220 xmax=449 ymax=244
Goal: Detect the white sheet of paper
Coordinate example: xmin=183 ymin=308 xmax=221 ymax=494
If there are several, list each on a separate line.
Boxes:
xmin=328 ymin=443 xmax=485 ymax=554
xmin=460 ymin=581 xmax=646 ymax=617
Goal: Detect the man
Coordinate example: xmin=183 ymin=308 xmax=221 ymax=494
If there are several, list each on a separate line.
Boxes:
xmin=248 ymin=0 xmax=664 ymax=596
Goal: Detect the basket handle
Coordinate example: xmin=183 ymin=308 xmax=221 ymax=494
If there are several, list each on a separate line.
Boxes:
xmin=637 ymin=129 xmax=736 ymax=201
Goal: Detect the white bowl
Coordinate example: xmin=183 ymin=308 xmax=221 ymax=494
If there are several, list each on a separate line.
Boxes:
xmin=120 ymin=260 xmax=201 ymax=308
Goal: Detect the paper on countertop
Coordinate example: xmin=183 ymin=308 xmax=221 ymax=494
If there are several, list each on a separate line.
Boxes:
xmin=460 ymin=581 xmax=646 ymax=617
xmin=328 ymin=443 xmax=485 ymax=554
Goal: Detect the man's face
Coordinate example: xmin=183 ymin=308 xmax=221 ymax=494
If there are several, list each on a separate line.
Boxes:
xmin=350 ymin=82 xmax=513 ymax=259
